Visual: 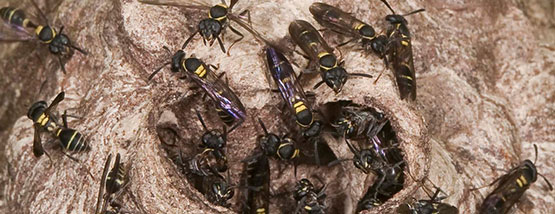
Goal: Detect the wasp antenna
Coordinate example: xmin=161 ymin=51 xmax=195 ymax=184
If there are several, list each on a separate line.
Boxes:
xmin=344 ymin=138 xmax=360 ymax=156
xmin=257 ymin=118 xmax=269 ymax=135
xmin=70 ymin=44 xmax=88 ymax=55
xmin=195 ymin=109 xmax=209 ymax=131
xmin=313 ymin=80 xmax=326 ymax=90
xmin=349 ymin=72 xmax=373 ymax=79
xmin=380 ymin=0 xmax=396 ymax=14
xmin=537 ymin=173 xmax=553 ymax=191
xmin=403 ymin=8 xmax=425 ymax=17
xmin=533 ymin=144 xmax=538 ymax=164
xmin=222 ymin=126 xmax=228 ymax=141
xmin=148 ymin=61 xmax=171 ymax=81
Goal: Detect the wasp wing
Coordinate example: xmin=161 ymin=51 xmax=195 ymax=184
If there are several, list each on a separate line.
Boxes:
xmin=388 ymin=32 xmax=416 ymax=101
xmin=95 ymin=154 xmax=112 ymax=214
xmin=32 ymin=123 xmax=45 ymax=157
xmin=289 ymin=20 xmax=334 ymax=61
xmin=187 ymin=66 xmax=247 ymax=123
xmin=44 ymin=91 xmax=64 ymax=116
xmin=310 ymin=3 xmax=365 ymax=38
xmin=138 ymin=0 xmax=211 ymax=10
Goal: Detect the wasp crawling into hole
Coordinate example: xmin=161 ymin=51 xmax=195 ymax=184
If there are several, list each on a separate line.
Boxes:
xmin=138 ymin=0 xmax=250 ymax=55
xmin=1 ymin=0 xmax=87 ymax=73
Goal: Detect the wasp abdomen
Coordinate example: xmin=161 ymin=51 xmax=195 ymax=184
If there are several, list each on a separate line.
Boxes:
xmin=57 ymin=128 xmax=89 ymax=152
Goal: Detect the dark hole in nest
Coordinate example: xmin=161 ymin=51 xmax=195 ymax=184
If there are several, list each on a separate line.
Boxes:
xmin=152 ymin=96 xmax=405 ymax=213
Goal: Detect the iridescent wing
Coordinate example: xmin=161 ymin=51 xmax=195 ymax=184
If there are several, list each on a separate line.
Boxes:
xmin=187 ymin=65 xmax=247 ymax=123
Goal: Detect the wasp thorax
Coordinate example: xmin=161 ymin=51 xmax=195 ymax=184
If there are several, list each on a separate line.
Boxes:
xmin=324 ymin=67 xmax=347 ymax=93
xmin=184 ymin=57 xmax=202 ymax=73
xmin=370 ymin=35 xmax=388 ymax=57
xmin=277 ymin=142 xmax=297 ymax=160
xmin=27 ymin=101 xmax=48 ymax=121
xmin=318 ymin=53 xmax=337 ymax=69
xmin=171 ymin=50 xmax=186 ymax=73
xmin=36 ymin=25 xmax=55 ymax=42
xmin=202 ymin=130 xmax=226 ymax=149
xmin=294 ymin=179 xmax=315 ymax=200
xmin=358 ymin=25 xmax=376 ymax=39
xmin=209 ymin=5 xmax=228 ymax=20
xmin=296 ymin=108 xmax=313 ymax=128
xmin=385 ymin=14 xmax=407 ymax=25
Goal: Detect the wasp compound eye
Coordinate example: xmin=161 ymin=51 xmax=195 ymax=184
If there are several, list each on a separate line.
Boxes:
xmin=318 ymin=53 xmax=337 ymax=69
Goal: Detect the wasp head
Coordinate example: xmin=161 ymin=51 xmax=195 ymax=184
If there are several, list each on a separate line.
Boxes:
xmin=353 ymin=150 xmax=380 ymax=174
xmin=259 ymin=133 xmax=280 ymax=157
xmin=212 ymin=180 xmax=234 ymax=206
xmin=323 ymin=67 xmax=347 ymax=93
xmin=171 ymin=50 xmax=186 ymax=73
xmin=198 ymin=18 xmax=222 ymax=46
xmin=366 ymin=35 xmax=388 ymax=58
xmin=294 ymin=178 xmax=315 ymax=201
xmin=522 ymin=159 xmax=537 ymax=183
xmin=27 ymin=101 xmax=48 ymax=122
xmin=201 ymin=130 xmax=226 ymax=150
xmin=49 ymin=33 xmax=70 ymax=55
xmin=332 ymin=117 xmax=355 ymax=138
xmin=385 ymin=14 xmax=408 ymax=25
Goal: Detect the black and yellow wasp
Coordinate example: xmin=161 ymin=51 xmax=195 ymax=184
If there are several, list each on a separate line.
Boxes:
xmin=256 ymin=118 xmax=299 ymax=161
xmin=148 ymin=48 xmax=247 ymax=132
xmin=288 ymin=20 xmax=373 ymax=94
xmin=138 ymin=0 xmax=248 ymax=54
xmin=309 ymin=2 xmax=388 ymax=59
xmin=242 ymin=152 xmax=270 ymax=214
xmin=379 ymin=0 xmax=425 ymax=101
xmin=186 ymin=110 xmax=229 ymax=176
xmin=27 ymin=91 xmax=89 ymax=161
xmin=397 ymin=187 xmax=458 ymax=214
xmin=479 ymin=145 xmax=553 ymax=214
xmin=95 ymin=153 xmax=131 ymax=214
xmin=293 ymin=178 xmax=327 ymax=214
xmin=0 ymin=0 xmax=87 ymax=73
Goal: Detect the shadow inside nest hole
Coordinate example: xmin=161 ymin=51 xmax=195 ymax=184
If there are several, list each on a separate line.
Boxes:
xmin=152 ymin=96 xmax=407 ymax=213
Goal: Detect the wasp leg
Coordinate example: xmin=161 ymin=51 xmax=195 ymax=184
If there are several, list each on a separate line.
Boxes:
xmin=226 ymin=25 xmax=244 ymax=56
xmin=58 ymin=56 xmax=67 ymax=74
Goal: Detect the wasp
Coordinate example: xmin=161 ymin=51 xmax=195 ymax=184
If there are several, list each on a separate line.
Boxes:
xmin=479 ymin=145 xmax=553 ymax=214
xmin=148 ymin=48 xmax=247 ymax=132
xmin=397 ymin=187 xmax=459 ymax=214
xmin=378 ymin=0 xmax=425 ymax=101
xmin=201 ymin=172 xmax=235 ymax=207
xmin=293 ymin=178 xmax=327 ymax=214
xmin=138 ymin=0 xmax=248 ymax=54
xmin=331 ymin=104 xmax=387 ymax=140
xmin=309 ymin=2 xmax=388 ymax=59
xmin=256 ymin=118 xmax=299 ymax=161
xmin=95 ymin=153 xmax=131 ymax=214
xmin=356 ymin=160 xmax=405 ymax=212
xmin=0 ymin=1 xmax=87 ymax=73
xmin=27 ymin=91 xmax=89 ymax=161
xmin=242 ymin=152 xmax=270 ymax=214
xmin=288 ymin=20 xmax=373 ymax=93
xmin=187 ymin=110 xmax=229 ymax=176
xmin=263 ymin=46 xmax=322 ymax=138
